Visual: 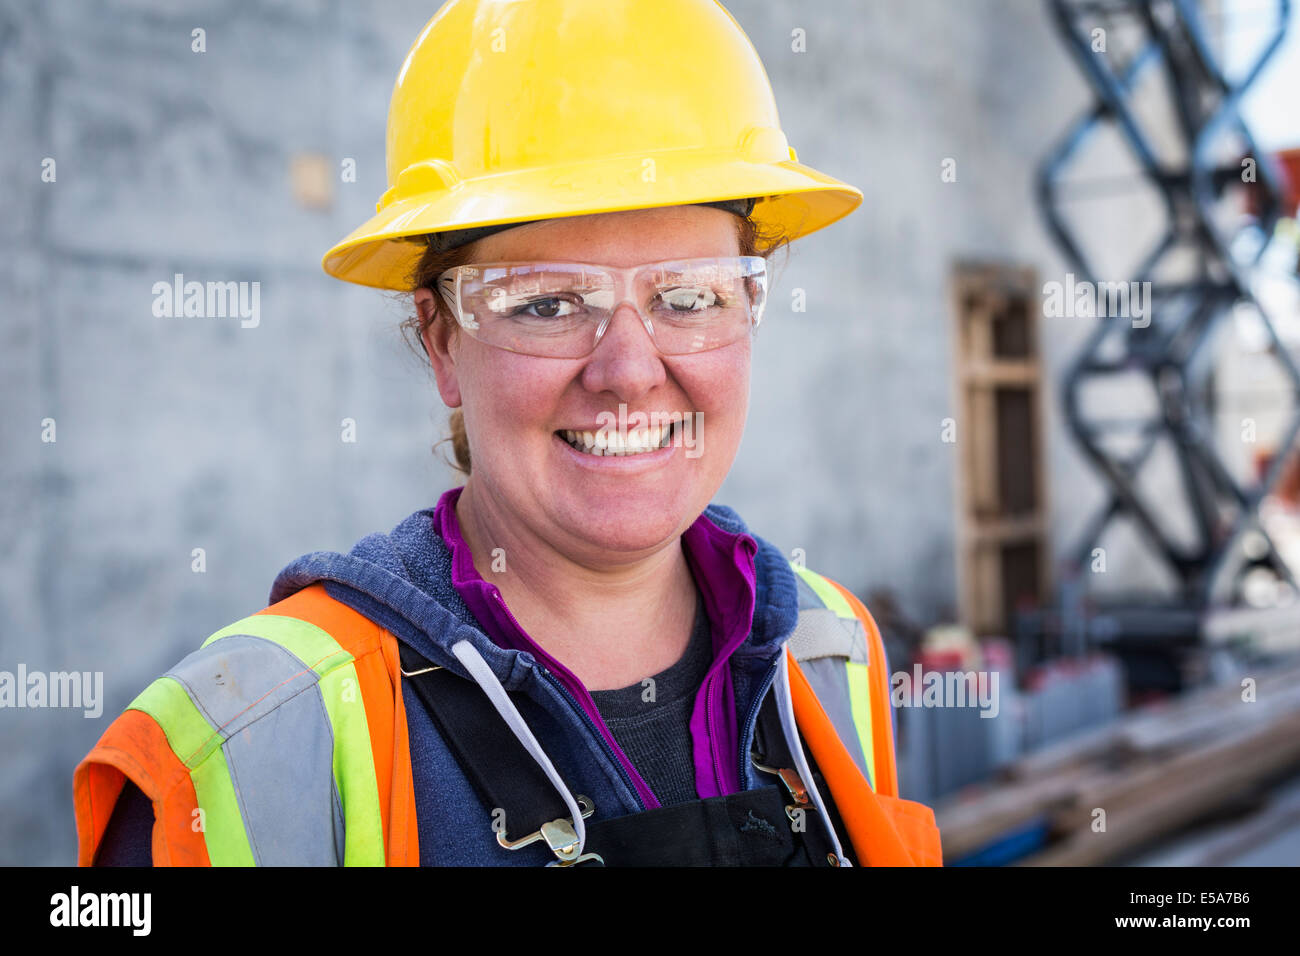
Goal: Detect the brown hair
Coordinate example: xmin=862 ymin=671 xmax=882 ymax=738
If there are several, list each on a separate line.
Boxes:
xmin=401 ymin=210 xmax=792 ymax=476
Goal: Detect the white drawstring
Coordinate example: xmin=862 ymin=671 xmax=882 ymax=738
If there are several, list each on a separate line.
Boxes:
xmin=449 ymin=639 xmax=587 ymax=856
xmin=773 ymin=649 xmax=852 ymax=866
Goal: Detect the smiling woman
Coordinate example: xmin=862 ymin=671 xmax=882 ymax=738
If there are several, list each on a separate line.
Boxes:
xmin=74 ymin=0 xmax=943 ymax=868
xmin=412 ymin=206 xmax=770 ymax=694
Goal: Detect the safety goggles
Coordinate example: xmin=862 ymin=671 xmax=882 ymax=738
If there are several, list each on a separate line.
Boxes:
xmin=435 ymin=256 xmax=768 ymax=359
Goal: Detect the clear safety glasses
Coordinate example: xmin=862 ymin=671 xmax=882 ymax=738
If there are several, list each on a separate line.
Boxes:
xmin=435 ymin=256 xmax=768 ymax=359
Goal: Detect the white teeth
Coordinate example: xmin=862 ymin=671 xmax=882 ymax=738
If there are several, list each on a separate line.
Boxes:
xmin=559 ymin=421 xmax=677 ymax=456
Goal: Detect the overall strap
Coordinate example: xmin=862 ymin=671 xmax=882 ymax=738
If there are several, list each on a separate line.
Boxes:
xmin=398 ymin=643 xmax=567 ymax=843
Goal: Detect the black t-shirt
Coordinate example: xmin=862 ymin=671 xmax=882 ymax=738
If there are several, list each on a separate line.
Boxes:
xmin=588 ymin=591 xmax=713 ymax=807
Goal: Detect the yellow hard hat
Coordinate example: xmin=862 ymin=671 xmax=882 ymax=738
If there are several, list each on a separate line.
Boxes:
xmin=322 ymin=0 xmax=863 ymax=290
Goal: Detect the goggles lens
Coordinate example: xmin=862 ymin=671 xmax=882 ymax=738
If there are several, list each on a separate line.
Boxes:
xmin=437 ymin=257 xmax=767 ymax=358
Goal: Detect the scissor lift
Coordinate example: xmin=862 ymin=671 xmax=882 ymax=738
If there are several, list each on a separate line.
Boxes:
xmin=1032 ymin=0 xmax=1300 ymax=689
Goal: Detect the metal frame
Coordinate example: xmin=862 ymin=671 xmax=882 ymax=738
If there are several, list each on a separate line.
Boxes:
xmin=1037 ymin=0 xmax=1300 ymax=641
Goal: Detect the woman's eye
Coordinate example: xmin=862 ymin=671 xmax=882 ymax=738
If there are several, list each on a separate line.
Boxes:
xmin=511 ymin=296 xmax=578 ymax=319
xmin=659 ymin=287 xmax=719 ymax=312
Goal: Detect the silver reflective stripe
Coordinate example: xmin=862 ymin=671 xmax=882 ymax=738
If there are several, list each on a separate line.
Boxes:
xmin=787 ymin=606 xmax=870 ymax=665
xmin=787 ymin=569 xmax=876 ymax=786
xmin=166 ymin=633 xmax=343 ymax=866
xmin=798 ymin=657 xmax=871 ymax=780
xmin=793 ymin=572 xmax=825 ymax=611
xmin=223 ymin=690 xmax=343 ymax=865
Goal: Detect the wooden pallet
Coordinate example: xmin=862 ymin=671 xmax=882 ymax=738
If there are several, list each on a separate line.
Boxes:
xmin=950 ymin=262 xmax=1049 ymax=637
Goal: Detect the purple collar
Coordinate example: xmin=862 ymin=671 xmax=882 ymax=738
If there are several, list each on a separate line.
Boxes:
xmin=431 ymin=485 xmax=758 ymax=808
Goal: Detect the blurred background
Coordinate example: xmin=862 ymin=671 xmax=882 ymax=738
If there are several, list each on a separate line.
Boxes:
xmin=2 ymin=0 xmax=1298 ymax=866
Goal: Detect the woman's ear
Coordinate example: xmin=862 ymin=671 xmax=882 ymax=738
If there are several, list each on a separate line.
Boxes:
xmin=415 ymin=288 xmax=462 ymax=409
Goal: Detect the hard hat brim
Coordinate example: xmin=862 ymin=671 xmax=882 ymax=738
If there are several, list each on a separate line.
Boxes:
xmin=322 ymin=156 xmax=863 ymax=291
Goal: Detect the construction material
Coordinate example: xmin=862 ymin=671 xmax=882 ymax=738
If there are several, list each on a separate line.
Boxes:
xmin=933 ymin=656 xmax=1300 ymax=864
xmin=900 ymin=650 xmax=1122 ymax=806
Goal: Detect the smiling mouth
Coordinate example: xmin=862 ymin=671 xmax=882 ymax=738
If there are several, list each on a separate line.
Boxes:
xmin=557 ymin=420 xmax=680 ymax=457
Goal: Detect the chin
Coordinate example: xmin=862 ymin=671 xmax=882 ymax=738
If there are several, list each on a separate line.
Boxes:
xmin=553 ymin=485 xmax=701 ymax=554
xmin=570 ymin=520 xmax=693 ymax=559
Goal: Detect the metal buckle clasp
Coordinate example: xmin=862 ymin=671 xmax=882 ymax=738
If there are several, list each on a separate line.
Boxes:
xmin=751 ymin=757 xmax=813 ymax=823
xmin=496 ymin=795 xmax=603 ymax=866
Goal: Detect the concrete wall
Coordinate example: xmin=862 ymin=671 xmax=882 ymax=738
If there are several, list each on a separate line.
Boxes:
xmin=1 ymin=0 xmax=1166 ymax=863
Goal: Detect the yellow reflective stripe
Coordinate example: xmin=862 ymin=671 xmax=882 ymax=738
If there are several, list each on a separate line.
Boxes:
xmin=318 ymin=664 xmax=386 ymax=866
xmin=845 ymin=661 xmax=876 ymax=789
xmin=791 ymin=564 xmax=856 ymax=619
xmin=128 ymin=677 xmax=256 ymax=866
xmin=201 ymin=614 xmax=353 ymax=677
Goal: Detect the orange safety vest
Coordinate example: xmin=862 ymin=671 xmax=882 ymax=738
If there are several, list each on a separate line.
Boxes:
xmin=74 ymin=578 xmax=942 ymax=866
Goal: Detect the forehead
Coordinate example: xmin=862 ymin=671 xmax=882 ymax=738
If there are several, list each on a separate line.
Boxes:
xmin=472 ymin=205 xmax=741 ymax=266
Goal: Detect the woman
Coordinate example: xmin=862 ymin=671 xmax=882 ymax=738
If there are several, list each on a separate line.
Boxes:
xmin=75 ymin=0 xmax=942 ymax=867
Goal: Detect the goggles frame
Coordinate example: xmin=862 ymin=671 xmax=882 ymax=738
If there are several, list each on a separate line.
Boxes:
xmin=434 ymin=256 xmax=768 ymax=358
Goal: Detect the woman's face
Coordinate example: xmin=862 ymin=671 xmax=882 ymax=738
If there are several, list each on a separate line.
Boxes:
xmin=418 ymin=205 xmax=752 ymax=567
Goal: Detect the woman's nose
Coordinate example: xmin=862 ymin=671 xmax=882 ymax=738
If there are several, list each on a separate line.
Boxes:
xmin=579 ymin=302 xmax=668 ymax=399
